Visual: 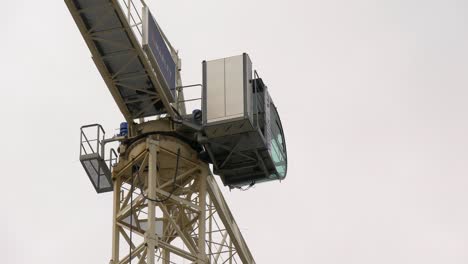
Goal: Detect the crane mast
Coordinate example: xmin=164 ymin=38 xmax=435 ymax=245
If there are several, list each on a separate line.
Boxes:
xmin=108 ymin=121 xmax=255 ymax=263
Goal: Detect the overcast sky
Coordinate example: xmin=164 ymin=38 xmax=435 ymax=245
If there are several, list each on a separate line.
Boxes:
xmin=2 ymin=0 xmax=468 ymax=263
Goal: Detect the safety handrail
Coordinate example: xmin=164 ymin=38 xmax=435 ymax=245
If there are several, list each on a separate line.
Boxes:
xmin=116 ymin=0 xmax=144 ymax=42
xmin=176 ymin=84 xmax=203 ymax=114
xmin=80 ymin=124 xmax=106 ymax=158
xmin=108 ymin=148 xmax=119 ymax=171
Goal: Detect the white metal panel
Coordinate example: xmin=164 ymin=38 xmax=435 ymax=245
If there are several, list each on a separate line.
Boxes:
xmin=206 ymin=58 xmax=226 ymax=122
xmin=204 ymin=54 xmax=255 ymax=126
xmin=225 ymin=55 xmax=244 ymax=118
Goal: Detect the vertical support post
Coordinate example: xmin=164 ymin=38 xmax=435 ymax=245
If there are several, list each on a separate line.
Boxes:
xmin=96 ymin=125 xmax=100 ymax=156
xmin=197 ymin=172 xmax=207 ymax=263
xmin=111 ymin=174 xmax=121 ymax=264
xmin=162 ymin=211 xmax=170 ymax=264
xmin=146 ymin=139 xmax=158 ymax=264
xmin=176 ymin=61 xmax=187 ymax=116
xmin=208 ymin=198 xmax=213 ymax=263
xmin=162 ymin=245 xmax=170 ymax=264
xmin=127 ymin=0 xmax=131 ymax=22
xmin=229 ymin=239 xmax=233 ymax=264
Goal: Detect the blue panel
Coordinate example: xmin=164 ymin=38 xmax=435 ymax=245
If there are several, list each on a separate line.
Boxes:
xmin=147 ymin=10 xmax=176 ymax=99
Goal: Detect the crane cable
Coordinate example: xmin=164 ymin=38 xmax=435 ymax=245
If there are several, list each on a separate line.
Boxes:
xmin=135 ymin=148 xmax=181 ymax=203
xmin=127 ymin=148 xmax=180 ymax=262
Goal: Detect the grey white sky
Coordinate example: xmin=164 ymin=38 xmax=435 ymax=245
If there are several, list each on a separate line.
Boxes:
xmin=2 ymin=0 xmax=468 ymax=263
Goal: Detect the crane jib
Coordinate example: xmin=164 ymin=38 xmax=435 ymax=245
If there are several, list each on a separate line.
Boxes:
xmin=65 ymin=0 xmax=176 ymax=120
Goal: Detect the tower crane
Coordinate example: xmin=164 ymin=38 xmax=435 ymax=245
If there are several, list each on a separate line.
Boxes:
xmin=66 ymin=0 xmax=288 ymax=263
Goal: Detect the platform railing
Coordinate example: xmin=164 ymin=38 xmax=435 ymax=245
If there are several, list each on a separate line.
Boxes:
xmin=176 ymin=84 xmax=203 ymax=115
xmin=117 ymin=0 xmax=144 ymax=42
xmin=79 ymin=124 xmax=118 ymax=193
xmin=80 ymin=124 xmax=118 ymax=172
xmin=80 ymin=124 xmax=105 ymax=158
xmin=116 ymin=0 xmax=182 ymax=116
xmin=108 ymin=148 xmax=119 ymax=170
xmin=116 ymin=0 xmax=177 ymax=55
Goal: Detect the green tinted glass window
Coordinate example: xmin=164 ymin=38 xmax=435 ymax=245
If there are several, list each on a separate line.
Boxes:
xmin=269 ymin=104 xmax=287 ymax=178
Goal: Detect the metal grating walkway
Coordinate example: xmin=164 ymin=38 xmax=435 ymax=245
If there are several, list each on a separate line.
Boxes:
xmin=65 ymin=0 xmax=175 ymax=121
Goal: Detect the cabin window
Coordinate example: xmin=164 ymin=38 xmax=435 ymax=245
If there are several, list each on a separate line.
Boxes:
xmin=269 ymin=105 xmax=287 ymax=178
